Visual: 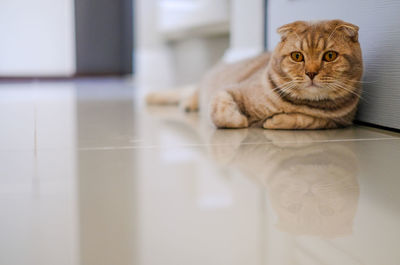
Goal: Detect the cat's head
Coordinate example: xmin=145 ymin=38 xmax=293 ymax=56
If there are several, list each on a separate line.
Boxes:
xmin=270 ymin=20 xmax=363 ymax=103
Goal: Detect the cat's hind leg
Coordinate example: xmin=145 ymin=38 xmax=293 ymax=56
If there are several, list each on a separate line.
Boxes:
xmin=179 ymin=88 xmax=199 ymax=112
xmin=210 ymin=91 xmax=249 ymax=128
xmin=146 ymin=90 xmax=182 ymax=105
xmin=146 ymin=85 xmax=199 ymax=112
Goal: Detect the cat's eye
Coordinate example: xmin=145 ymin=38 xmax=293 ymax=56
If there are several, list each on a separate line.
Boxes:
xmin=323 ymin=51 xmax=338 ymax=62
xmin=290 ymin=52 xmax=304 ymax=62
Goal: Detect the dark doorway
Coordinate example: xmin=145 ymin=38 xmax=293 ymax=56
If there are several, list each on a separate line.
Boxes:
xmin=75 ymin=0 xmax=134 ymax=76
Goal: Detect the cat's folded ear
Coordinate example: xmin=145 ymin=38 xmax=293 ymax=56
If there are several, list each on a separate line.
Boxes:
xmin=330 ymin=20 xmax=359 ymax=42
xmin=277 ymin=21 xmax=308 ymax=41
xmin=277 ymin=20 xmax=360 ymax=43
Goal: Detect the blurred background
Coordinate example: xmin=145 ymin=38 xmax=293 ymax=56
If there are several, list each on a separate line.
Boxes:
xmin=1 ymin=2 xmax=400 ymax=265
xmin=0 ymin=0 xmax=399 ymax=128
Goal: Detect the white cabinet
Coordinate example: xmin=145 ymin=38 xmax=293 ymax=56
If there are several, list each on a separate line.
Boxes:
xmin=0 ymin=0 xmax=76 ymax=77
xmin=0 ymin=0 xmax=133 ymax=77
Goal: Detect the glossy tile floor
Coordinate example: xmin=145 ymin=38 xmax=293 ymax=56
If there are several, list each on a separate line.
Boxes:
xmin=1 ymin=78 xmax=400 ymax=265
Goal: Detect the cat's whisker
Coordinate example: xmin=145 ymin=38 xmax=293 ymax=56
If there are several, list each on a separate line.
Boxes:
xmin=278 ymin=83 xmax=297 ymax=96
xmin=334 ymin=80 xmax=371 ymax=96
xmin=274 ymin=86 xmax=292 ymax=97
xmin=280 ymin=84 xmax=295 ymax=93
xmin=335 ymin=80 xmax=362 ymax=89
xmin=271 ymin=84 xmax=292 ymax=95
xmin=328 ymin=82 xmax=367 ymax=102
xmin=332 ymin=82 xmax=362 ymax=94
xmin=271 ymin=81 xmax=297 ymax=97
xmin=321 ymin=79 xmax=362 ymax=89
xmin=345 ymin=79 xmax=378 ymax=84
xmin=321 ymin=77 xmax=376 ymax=84
xmin=270 ymin=80 xmax=294 ymax=91
xmin=266 ymin=77 xmax=295 ymax=97
xmin=324 ymin=85 xmax=354 ymax=106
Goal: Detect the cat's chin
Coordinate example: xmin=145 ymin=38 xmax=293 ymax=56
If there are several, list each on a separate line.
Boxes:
xmin=307 ymin=84 xmax=322 ymax=91
xmin=292 ymin=86 xmax=331 ymax=101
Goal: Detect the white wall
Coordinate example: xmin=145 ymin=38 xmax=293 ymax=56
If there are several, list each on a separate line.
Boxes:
xmin=135 ymin=0 xmax=174 ymax=89
xmin=223 ymin=0 xmax=264 ymax=63
xmin=0 ymin=0 xmax=76 ymax=76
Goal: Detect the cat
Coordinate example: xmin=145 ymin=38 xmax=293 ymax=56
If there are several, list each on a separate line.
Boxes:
xmin=146 ymin=19 xmax=363 ymax=130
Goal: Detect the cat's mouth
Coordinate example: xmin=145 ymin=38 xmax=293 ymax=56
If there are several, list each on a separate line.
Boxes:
xmin=307 ymin=80 xmax=321 ymax=88
xmin=299 ymin=82 xmax=332 ymax=100
xmin=305 ymin=83 xmax=322 ymax=92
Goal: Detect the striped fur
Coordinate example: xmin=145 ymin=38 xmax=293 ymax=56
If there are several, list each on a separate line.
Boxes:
xmin=147 ymin=20 xmax=363 ymax=130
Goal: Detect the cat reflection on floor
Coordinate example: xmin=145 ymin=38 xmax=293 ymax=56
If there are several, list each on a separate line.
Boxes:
xmin=145 ymin=106 xmax=360 ymax=238
xmin=210 ymin=129 xmax=360 ymax=238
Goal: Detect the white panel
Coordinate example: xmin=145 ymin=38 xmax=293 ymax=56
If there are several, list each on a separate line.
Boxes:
xmin=268 ymin=0 xmax=400 ymax=129
xmin=0 ymin=0 xmax=76 ymax=76
xmin=157 ymin=0 xmax=229 ymax=34
xmin=224 ymin=0 xmax=264 ymax=62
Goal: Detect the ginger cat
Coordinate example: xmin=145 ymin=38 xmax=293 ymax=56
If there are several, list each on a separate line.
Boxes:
xmin=146 ymin=20 xmax=363 ymax=130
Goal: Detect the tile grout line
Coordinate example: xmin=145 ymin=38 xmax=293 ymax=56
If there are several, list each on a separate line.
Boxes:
xmin=78 ymin=137 xmax=400 ymax=151
xmin=2 ymin=137 xmax=399 ymax=152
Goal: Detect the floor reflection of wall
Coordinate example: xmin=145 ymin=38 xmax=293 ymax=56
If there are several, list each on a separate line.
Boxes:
xmin=0 ymin=84 xmax=78 ymax=265
xmin=77 ymin=82 xmax=136 ymax=265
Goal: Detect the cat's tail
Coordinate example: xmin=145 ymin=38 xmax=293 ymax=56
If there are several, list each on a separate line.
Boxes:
xmin=146 ymin=85 xmax=199 ymax=112
xmin=146 ymin=90 xmax=183 ymax=105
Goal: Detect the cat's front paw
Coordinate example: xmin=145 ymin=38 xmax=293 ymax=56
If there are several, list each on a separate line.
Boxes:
xmin=263 ymin=113 xmax=332 ymax=129
xmin=211 ymin=91 xmax=248 ymax=128
xmin=263 ymin=114 xmax=298 ymax=129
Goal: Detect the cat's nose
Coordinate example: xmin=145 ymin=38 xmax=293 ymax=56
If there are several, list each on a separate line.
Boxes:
xmin=306 ymin=71 xmax=318 ymax=80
